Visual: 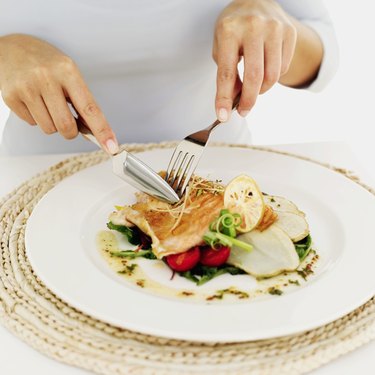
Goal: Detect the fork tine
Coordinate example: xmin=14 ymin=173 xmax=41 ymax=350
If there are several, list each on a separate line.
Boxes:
xmin=165 ymin=149 xmax=182 ymax=184
xmin=165 ymin=93 xmax=241 ymax=197
xmin=168 ymin=151 xmax=187 ymax=188
xmin=178 ymin=155 xmax=200 ymax=197
xmin=175 ymin=153 xmax=194 ymax=193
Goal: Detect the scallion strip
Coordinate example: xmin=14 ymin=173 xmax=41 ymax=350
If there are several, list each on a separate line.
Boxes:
xmin=221 ymin=214 xmax=234 ymax=228
xmin=223 ymin=225 xmax=236 ymax=238
xmin=203 ymin=231 xmax=252 ymax=252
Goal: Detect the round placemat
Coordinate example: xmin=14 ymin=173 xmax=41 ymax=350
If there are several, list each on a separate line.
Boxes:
xmin=1 ymin=142 xmax=374 ymax=375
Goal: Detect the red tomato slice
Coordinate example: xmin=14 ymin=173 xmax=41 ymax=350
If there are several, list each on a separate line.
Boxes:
xmin=166 ymin=246 xmax=201 ymax=272
xmin=200 ymin=246 xmax=230 ymax=267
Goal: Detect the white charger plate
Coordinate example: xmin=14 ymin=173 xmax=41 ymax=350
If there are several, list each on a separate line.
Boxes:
xmin=25 ymin=147 xmax=375 ymax=342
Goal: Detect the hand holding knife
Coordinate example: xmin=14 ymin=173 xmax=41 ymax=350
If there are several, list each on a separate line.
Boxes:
xmin=71 ymin=104 xmax=179 ymax=204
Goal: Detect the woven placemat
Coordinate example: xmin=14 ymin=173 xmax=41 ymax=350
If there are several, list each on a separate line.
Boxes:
xmin=1 ymin=142 xmax=374 ymax=375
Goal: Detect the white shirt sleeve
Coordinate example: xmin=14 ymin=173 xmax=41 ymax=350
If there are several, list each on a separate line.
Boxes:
xmin=277 ymin=0 xmax=339 ymax=92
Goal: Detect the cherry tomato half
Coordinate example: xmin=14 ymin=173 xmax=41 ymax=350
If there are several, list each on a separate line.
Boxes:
xmin=166 ymin=246 xmax=201 ymax=272
xmin=200 ymin=246 xmax=230 ymax=267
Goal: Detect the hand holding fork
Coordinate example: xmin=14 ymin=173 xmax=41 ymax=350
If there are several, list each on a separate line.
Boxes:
xmin=165 ymin=93 xmax=241 ymax=198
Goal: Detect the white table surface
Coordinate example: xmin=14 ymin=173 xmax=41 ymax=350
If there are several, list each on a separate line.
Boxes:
xmin=0 ymin=142 xmax=374 ymax=374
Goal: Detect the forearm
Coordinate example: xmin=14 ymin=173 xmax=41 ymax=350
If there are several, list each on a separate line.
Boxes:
xmin=278 ymin=17 xmax=323 ymax=88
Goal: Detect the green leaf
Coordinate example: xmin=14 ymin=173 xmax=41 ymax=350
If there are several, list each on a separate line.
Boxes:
xmin=294 ymin=234 xmax=312 ymax=261
xmin=106 ymin=221 xmax=141 ymax=245
xmin=197 ymin=266 xmax=223 ymax=286
xmin=179 ymin=270 xmax=199 ymax=284
xmin=111 ymin=249 xmax=156 ymax=260
xmin=224 ymin=265 xmax=247 ymax=276
xmin=178 ymin=264 xmax=245 ymax=286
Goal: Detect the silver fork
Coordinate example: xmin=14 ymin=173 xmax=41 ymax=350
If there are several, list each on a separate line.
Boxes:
xmin=165 ymin=93 xmax=241 ymax=198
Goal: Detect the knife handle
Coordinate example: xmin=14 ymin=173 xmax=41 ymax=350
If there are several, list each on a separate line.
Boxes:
xmin=67 ymin=100 xmax=103 ymax=150
xmin=76 ymin=116 xmax=103 ymax=150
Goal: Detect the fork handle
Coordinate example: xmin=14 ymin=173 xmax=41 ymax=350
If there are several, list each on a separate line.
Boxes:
xmin=231 ymin=92 xmax=242 ymax=110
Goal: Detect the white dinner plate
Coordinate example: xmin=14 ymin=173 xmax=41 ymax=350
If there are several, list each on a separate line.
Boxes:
xmin=25 ymin=147 xmax=375 ymax=342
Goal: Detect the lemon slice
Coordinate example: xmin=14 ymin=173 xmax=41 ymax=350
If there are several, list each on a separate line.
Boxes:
xmin=224 ymin=175 xmax=265 ymax=233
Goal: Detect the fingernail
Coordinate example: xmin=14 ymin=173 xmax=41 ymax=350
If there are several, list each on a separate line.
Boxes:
xmin=239 ymin=110 xmax=250 ymax=118
xmin=218 ymin=108 xmax=229 ymax=122
xmin=105 ymin=139 xmax=119 ymax=155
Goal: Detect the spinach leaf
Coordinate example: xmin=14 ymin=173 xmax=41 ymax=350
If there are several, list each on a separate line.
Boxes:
xmin=179 ymin=270 xmax=200 ymax=284
xmin=179 ymin=264 xmax=245 ymax=286
xmin=294 ymin=234 xmax=312 ymax=261
xmin=106 ymin=221 xmax=141 ymax=245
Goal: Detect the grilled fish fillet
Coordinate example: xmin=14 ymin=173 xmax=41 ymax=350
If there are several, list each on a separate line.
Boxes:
xmin=110 ymin=179 xmax=224 ymax=258
xmin=256 ymin=205 xmax=278 ymax=231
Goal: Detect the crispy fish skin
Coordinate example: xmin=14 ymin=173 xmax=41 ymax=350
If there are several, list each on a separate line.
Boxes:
xmin=256 ymin=205 xmax=278 ymax=232
xmin=114 ymin=191 xmax=224 ymax=258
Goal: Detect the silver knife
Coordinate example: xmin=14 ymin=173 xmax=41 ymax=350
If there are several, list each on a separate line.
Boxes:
xmin=74 ymin=111 xmax=179 ymax=204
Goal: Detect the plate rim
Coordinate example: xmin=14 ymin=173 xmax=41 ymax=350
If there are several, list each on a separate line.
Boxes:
xmin=25 ymin=146 xmax=375 ymax=342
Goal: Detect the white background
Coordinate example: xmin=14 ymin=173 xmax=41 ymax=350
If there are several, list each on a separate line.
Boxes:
xmin=1 ymin=0 xmax=375 ymax=182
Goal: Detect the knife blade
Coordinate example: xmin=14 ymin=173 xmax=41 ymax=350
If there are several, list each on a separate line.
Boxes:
xmin=112 ymin=151 xmax=180 ymax=203
xmin=72 ymin=108 xmax=179 ymax=204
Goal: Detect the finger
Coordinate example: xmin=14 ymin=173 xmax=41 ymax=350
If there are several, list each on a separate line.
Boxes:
xmin=16 ymin=101 xmax=37 ymax=125
xmin=25 ymin=95 xmax=57 ymax=135
xmin=42 ymin=84 xmax=78 ymax=140
xmin=281 ymin=27 xmax=297 ymax=75
xmin=215 ymin=39 xmax=240 ymax=122
xmin=2 ymin=93 xmax=36 ymax=125
xmin=239 ymin=39 xmax=264 ymax=116
xmin=64 ymin=71 xmax=118 ymax=154
xmin=260 ymin=38 xmax=282 ymax=94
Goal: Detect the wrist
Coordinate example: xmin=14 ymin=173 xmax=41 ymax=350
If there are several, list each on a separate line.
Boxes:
xmin=279 ymin=17 xmax=323 ymax=88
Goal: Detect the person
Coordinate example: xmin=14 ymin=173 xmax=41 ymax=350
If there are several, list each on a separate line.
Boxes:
xmin=0 ymin=0 xmax=338 ymax=156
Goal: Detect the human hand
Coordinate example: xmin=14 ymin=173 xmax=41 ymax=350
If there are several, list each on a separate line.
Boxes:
xmin=213 ymin=0 xmax=297 ymax=121
xmin=0 ymin=34 xmax=118 ymax=154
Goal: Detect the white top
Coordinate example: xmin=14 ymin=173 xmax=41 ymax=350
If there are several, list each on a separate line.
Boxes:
xmin=0 ymin=0 xmax=338 ymax=155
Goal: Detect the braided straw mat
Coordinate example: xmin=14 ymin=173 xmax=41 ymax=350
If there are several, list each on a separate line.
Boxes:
xmin=1 ymin=142 xmax=374 ymax=375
